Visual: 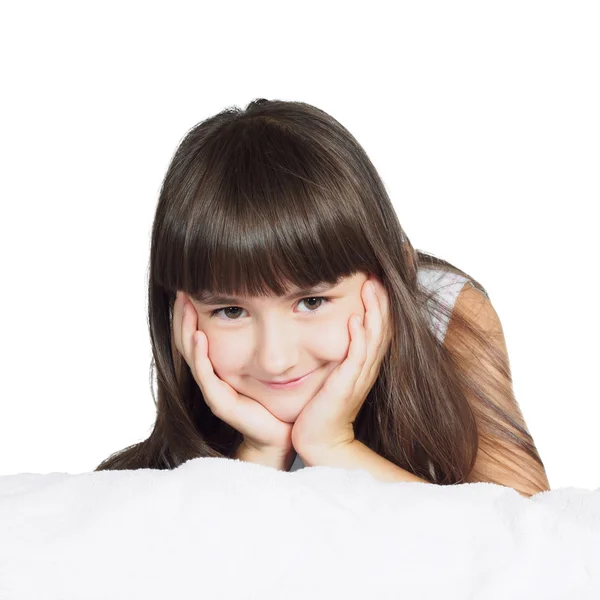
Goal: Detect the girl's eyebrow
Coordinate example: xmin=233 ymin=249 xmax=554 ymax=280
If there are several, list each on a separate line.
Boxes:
xmin=193 ymin=283 xmax=335 ymax=305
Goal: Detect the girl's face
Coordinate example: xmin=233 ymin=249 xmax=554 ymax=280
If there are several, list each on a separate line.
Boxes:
xmin=189 ymin=272 xmax=371 ymax=423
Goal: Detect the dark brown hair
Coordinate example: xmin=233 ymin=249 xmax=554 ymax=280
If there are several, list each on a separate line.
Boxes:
xmin=95 ymin=98 xmax=550 ymax=496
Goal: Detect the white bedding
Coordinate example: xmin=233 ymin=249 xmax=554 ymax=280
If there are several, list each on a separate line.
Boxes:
xmin=0 ymin=456 xmax=599 ymax=599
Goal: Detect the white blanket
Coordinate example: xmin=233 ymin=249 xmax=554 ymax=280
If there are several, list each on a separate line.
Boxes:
xmin=1 ymin=457 xmax=599 ymax=599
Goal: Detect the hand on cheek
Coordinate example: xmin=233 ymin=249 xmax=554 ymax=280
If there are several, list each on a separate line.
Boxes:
xmin=291 ymin=275 xmax=391 ymax=454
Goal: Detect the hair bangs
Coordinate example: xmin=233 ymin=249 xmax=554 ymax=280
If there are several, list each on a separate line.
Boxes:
xmin=176 ymin=128 xmax=377 ymax=300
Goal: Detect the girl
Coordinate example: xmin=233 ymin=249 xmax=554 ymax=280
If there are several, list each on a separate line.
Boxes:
xmin=95 ymin=98 xmax=550 ymax=498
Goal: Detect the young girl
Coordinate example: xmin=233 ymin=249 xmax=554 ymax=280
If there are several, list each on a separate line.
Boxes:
xmin=95 ymin=98 xmax=550 ymax=498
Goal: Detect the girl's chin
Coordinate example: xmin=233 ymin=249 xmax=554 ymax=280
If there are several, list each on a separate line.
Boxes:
xmin=253 ymin=399 xmax=310 ymax=424
xmin=278 ymin=415 xmax=297 ymax=424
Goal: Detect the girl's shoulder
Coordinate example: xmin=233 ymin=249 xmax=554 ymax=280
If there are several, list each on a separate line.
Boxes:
xmin=416 ymin=265 xmax=476 ymax=344
xmin=417 ymin=265 xmax=472 ymax=295
xmin=417 ymin=265 xmax=475 ymax=305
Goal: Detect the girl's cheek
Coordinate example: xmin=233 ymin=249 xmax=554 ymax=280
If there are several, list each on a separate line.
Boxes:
xmin=202 ymin=337 xmax=237 ymax=375
xmin=316 ymin=320 xmax=354 ymax=360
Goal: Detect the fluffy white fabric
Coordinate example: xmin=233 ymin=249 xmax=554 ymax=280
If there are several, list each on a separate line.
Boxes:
xmin=1 ymin=457 xmax=599 ymax=599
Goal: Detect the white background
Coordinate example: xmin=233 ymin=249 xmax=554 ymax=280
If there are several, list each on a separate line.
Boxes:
xmin=0 ymin=1 xmax=597 ymax=491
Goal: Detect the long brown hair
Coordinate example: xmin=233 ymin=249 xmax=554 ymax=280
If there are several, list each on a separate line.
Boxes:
xmin=95 ymin=98 xmax=549 ymax=495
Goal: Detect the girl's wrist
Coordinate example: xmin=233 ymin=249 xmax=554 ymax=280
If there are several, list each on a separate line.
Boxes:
xmin=234 ymin=440 xmax=296 ymax=471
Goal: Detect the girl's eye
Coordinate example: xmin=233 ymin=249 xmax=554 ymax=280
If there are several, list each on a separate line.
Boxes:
xmin=210 ymin=296 xmax=331 ymax=321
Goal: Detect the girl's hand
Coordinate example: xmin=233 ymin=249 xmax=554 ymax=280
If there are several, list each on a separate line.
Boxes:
xmin=173 ymin=291 xmax=294 ymax=455
xmin=291 ymin=275 xmax=391 ymax=457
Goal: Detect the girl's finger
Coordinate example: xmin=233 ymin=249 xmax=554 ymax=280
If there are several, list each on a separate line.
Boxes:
xmin=366 ymin=285 xmax=392 ymax=388
xmin=366 ymin=280 xmax=380 ymax=326
xmin=174 ymin=291 xmax=202 ymax=378
xmin=174 ymin=291 xmax=192 ymax=363
xmin=364 ymin=282 xmax=380 ymax=362
xmin=191 ymin=331 xmax=208 ymax=384
xmin=191 ymin=330 xmax=235 ymax=422
xmin=336 ymin=314 xmax=367 ymax=391
xmin=172 ymin=291 xmax=185 ymax=358
xmin=180 ymin=296 xmax=197 ymax=366
xmin=192 ymin=331 xmax=216 ymax=383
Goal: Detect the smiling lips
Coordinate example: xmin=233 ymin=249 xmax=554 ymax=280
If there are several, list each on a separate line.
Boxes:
xmin=261 ymin=370 xmax=315 ymax=389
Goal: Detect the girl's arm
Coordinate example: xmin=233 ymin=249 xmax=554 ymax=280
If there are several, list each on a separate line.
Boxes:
xmin=443 ymin=283 xmax=551 ymax=499
xmin=299 ymin=440 xmax=430 ymax=484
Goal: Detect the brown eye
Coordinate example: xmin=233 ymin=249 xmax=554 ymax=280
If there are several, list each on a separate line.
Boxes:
xmin=299 ymin=297 xmax=327 ymax=311
xmin=211 ymin=307 xmax=244 ymax=320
